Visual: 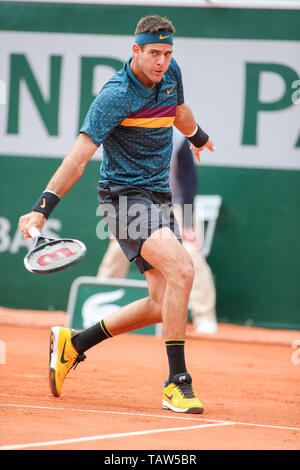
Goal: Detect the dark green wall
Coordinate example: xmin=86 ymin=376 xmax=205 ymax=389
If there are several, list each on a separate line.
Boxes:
xmin=196 ymin=165 xmax=300 ymax=329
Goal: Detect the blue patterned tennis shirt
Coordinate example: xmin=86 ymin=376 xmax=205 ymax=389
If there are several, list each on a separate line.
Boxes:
xmin=80 ymin=57 xmax=184 ymax=192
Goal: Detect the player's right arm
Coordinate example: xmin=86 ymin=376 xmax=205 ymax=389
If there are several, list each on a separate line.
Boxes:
xmin=45 ymin=132 xmax=97 ymax=198
xmin=19 ymin=132 xmax=98 ymax=238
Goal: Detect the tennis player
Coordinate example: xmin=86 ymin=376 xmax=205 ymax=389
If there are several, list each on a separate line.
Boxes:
xmin=18 ymin=15 xmax=215 ymax=414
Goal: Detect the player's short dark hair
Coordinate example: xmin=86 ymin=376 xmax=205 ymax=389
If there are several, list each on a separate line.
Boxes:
xmin=135 ymin=15 xmax=176 ymax=35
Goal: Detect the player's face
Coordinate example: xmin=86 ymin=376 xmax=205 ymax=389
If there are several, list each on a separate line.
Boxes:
xmin=132 ymin=43 xmax=173 ymax=86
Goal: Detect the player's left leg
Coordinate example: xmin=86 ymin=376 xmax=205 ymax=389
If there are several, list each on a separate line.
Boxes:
xmin=49 ymin=326 xmax=86 ymax=397
xmin=93 ymin=269 xmax=165 ymax=336
xmin=48 ymin=269 xmax=166 ymax=398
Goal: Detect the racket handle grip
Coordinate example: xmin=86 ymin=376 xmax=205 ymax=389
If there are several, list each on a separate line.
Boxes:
xmin=29 ymin=227 xmax=41 ymax=238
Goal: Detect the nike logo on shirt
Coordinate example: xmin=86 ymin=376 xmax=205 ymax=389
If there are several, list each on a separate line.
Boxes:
xmin=167 ymin=85 xmax=176 ymax=95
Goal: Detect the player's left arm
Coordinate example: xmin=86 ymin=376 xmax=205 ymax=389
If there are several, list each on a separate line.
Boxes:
xmin=174 ymin=103 xmax=215 ymax=162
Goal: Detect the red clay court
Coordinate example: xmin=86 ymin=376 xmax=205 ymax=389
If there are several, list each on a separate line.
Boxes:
xmin=0 ymin=307 xmax=299 ymax=451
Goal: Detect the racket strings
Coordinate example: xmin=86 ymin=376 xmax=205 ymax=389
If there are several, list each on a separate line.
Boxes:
xmin=27 ymin=240 xmax=84 ymax=271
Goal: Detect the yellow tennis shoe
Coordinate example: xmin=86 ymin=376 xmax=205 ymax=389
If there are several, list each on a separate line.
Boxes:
xmin=162 ymin=373 xmax=204 ymax=414
xmin=49 ymin=326 xmax=86 ymax=397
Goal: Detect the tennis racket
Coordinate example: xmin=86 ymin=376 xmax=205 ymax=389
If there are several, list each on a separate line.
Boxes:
xmin=24 ymin=227 xmax=87 ymax=274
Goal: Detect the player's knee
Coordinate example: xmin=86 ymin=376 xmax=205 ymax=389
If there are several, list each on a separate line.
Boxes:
xmin=146 ymin=296 xmax=162 ymax=323
xmin=148 ymin=294 xmax=162 ymax=310
xmin=169 ymin=261 xmax=194 ymax=291
xmin=180 ymin=263 xmax=194 ymax=290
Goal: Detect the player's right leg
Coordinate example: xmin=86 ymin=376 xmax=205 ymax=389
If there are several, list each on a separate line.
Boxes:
xmin=140 ymin=227 xmax=204 ymax=413
xmin=140 ymin=226 xmax=194 ymax=340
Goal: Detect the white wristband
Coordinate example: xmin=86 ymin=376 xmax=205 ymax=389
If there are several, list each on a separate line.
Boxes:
xmin=185 ymin=125 xmax=198 ymax=138
xmin=44 ymin=189 xmax=60 ymax=198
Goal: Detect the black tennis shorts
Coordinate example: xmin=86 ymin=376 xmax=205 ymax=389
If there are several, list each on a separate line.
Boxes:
xmin=97 ymin=182 xmax=182 ymax=273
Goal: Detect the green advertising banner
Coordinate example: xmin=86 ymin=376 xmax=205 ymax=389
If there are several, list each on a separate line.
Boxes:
xmin=66 ymin=277 xmax=158 ymax=335
xmin=0 ymin=1 xmax=299 ymax=330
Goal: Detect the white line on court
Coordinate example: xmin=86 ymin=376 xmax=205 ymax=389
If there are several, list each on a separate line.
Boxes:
xmin=1 ymin=402 xmax=300 ymax=432
xmin=0 ymin=422 xmax=234 ymax=450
